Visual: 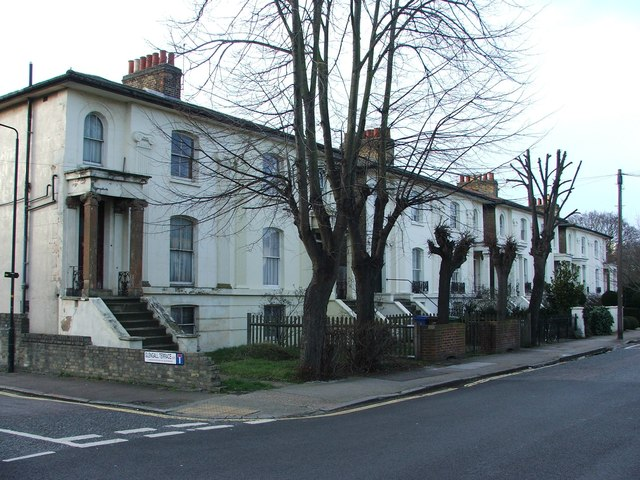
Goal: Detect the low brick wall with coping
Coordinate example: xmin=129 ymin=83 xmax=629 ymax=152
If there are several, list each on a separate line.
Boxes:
xmin=475 ymin=319 xmax=521 ymax=354
xmin=416 ymin=323 xmax=466 ymax=361
xmin=0 ymin=314 xmax=220 ymax=391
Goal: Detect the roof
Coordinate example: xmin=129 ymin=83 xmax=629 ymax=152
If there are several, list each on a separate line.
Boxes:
xmin=0 ymin=69 xmax=611 ymax=239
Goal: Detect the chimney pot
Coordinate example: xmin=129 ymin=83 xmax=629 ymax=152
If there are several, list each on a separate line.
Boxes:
xmin=128 ymin=60 xmax=134 ymax=74
xmin=160 ymin=50 xmax=167 ymax=63
xmin=373 ymin=127 xmax=380 ymax=137
xmin=140 ymin=56 xmax=147 ymax=70
xmin=168 ymin=52 xmax=175 ymax=65
xmin=153 ymin=52 xmax=160 ymax=66
xmin=459 ymin=175 xmax=464 ymax=183
xmin=146 ymin=54 xmax=153 ymax=67
xmin=489 ymin=172 xmax=494 ymax=180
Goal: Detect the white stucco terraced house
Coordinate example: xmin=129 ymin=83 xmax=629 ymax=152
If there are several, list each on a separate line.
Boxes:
xmin=0 ymin=51 xmax=614 ymax=353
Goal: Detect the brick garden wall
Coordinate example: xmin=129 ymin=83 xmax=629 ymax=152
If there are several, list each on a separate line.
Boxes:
xmin=494 ymin=319 xmax=520 ymax=353
xmin=0 ymin=314 xmax=220 ymax=392
xmin=416 ymin=323 xmax=465 ymax=361
xmin=472 ymin=319 xmax=521 ymax=354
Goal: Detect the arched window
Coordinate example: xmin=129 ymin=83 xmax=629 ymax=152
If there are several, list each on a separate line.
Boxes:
xmin=171 ymin=131 xmax=194 ymax=178
xmin=472 ymin=209 xmax=479 ymax=231
xmin=594 ymin=240 xmax=599 ymax=259
xmin=170 ymin=217 xmax=194 ymax=284
xmin=83 ymin=113 xmax=103 ymax=164
xmin=520 ymin=218 xmax=527 ymax=241
xmin=262 ymin=153 xmax=280 ymax=194
xmin=499 ymin=214 xmax=505 ymax=236
xmin=581 ymin=236 xmax=586 ymax=255
xmin=450 ymin=202 xmax=459 ymax=229
xmin=263 ymin=228 xmax=282 ymax=286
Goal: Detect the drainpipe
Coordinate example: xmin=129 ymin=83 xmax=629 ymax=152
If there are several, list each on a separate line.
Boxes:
xmin=21 ymin=64 xmax=33 ymax=314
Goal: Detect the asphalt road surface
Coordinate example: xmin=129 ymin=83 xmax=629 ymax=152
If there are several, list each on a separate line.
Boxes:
xmin=1 ymin=345 xmax=639 ymax=479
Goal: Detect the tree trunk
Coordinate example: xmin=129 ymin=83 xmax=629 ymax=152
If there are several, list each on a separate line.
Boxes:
xmin=352 ymin=256 xmax=379 ymax=371
xmin=495 ymin=269 xmax=508 ymax=321
xmin=529 ymin=254 xmax=548 ymax=346
xmin=437 ymin=260 xmax=452 ymax=324
xmin=300 ymin=263 xmax=338 ymax=378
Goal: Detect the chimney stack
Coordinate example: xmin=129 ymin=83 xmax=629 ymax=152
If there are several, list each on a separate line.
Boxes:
xmin=359 ymin=127 xmax=394 ymax=165
xmin=458 ymin=171 xmax=499 ymax=198
xmin=122 ymin=50 xmax=182 ymax=100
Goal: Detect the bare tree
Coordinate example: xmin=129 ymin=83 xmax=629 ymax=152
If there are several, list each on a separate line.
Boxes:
xmin=428 ymin=224 xmax=474 ymax=323
xmin=167 ymin=0 xmax=530 ymax=375
xmin=488 ymin=237 xmax=518 ymax=321
xmin=573 ymin=211 xmax=640 ymax=290
xmin=511 ymin=149 xmax=581 ymax=344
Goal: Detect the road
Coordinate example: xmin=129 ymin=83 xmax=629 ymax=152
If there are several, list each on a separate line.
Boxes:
xmin=2 ymin=345 xmax=639 ymax=479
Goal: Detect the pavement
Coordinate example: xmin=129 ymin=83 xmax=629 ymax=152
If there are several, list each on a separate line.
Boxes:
xmin=1 ymin=330 xmax=639 ymax=421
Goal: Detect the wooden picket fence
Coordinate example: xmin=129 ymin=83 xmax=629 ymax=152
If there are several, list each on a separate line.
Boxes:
xmin=246 ymin=313 xmax=415 ymax=358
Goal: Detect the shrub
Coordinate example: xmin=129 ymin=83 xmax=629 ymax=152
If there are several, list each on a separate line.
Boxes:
xmin=587 ymin=306 xmax=614 ymax=336
xmin=601 ymin=290 xmax=618 ymax=306
xmin=624 ymin=316 xmax=639 ymax=330
xmin=631 ymin=291 xmax=640 ymax=309
xmin=320 ymin=322 xmax=396 ymax=377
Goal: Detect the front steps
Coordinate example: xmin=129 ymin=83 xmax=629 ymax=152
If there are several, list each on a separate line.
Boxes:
xmin=103 ymin=297 xmax=179 ymax=351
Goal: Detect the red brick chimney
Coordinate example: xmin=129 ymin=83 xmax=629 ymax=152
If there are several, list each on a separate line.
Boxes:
xmin=360 ymin=128 xmax=394 ymax=165
xmin=458 ymin=172 xmax=499 ymax=198
xmin=122 ymin=50 xmax=182 ymax=99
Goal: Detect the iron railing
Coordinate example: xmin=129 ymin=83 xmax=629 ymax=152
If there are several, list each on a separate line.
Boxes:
xmin=118 ymin=271 xmax=131 ymax=296
xmin=246 ymin=313 xmax=416 ymax=358
xmin=66 ymin=266 xmax=83 ymax=296
xmin=411 ymin=280 xmax=429 ymax=294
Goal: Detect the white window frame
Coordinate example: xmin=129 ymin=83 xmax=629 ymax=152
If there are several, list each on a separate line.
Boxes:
xmin=263 ymin=228 xmax=281 ymax=287
xmin=171 ymin=131 xmax=194 ymax=179
xmin=450 ymin=202 xmax=459 ymax=229
xmin=83 ymin=113 xmax=104 ymax=164
xmin=170 ymin=216 xmax=195 ymax=285
xmin=412 ymin=248 xmax=423 ymax=283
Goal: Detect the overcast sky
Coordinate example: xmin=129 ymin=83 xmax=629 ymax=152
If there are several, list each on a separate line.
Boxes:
xmin=2 ymin=0 xmax=638 ymax=224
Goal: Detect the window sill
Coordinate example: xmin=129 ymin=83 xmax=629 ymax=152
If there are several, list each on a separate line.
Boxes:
xmin=170 ymin=176 xmax=200 ymax=187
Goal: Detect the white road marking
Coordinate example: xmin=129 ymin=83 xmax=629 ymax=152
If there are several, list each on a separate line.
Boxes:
xmin=165 ymin=422 xmax=208 ymax=428
xmin=0 ymin=428 xmax=126 ymax=448
xmin=58 ymin=434 xmax=101 ymax=441
xmin=115 ymin=428 xmax=157 ymax=434
xmin=145 ymin=431 xmax=186 ymax=438
xmin=3 ymin=451 xmax=56 ymax=463
xmin=245 ymin=419 xmax=277 ymax=425
xmin=194 ymin=425 xmax=234 ymax=431
xmin=73 ymin=438 xmax=128 ymax=448
xmin=625 ymin=344 xmax=640 ymax=350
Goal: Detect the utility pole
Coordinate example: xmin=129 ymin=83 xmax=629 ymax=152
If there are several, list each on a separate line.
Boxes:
xmin=0 ymin=122 xmax=19 ymax=372
xmin=617 ymin=169 xmax=623 ymax=340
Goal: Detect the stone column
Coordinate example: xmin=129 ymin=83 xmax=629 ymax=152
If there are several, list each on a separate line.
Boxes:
xmin=80 ymin=193 xmax=100 ymax=296
xmin=129 ymin=200 xmax=147 ymax=297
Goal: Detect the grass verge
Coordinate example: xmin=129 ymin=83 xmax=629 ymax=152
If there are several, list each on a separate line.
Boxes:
xmin=207 ymin=344 xmax=301 ymax=393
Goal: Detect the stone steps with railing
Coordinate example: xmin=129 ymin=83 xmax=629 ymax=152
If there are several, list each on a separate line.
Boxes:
xmin=102 ymin=297 xmax=179 ymax=351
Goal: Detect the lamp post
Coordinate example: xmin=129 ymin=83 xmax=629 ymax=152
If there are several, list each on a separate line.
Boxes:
xmin=1 ymin=122 xmax=19 ymax=373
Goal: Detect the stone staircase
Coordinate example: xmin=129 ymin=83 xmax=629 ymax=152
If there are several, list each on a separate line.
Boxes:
xmin=397 ymin=298 xmax=423 ymax=317
xmin=102 ymin=297 xmax=179 ymax=351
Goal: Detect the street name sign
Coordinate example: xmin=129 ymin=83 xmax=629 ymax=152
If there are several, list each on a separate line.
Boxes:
xmin=144 ymin=351 xmax=184 ymax=365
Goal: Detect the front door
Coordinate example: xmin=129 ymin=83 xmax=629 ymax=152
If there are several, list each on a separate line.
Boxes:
xmin=78 ymin=199 xmax=106 ymax=292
